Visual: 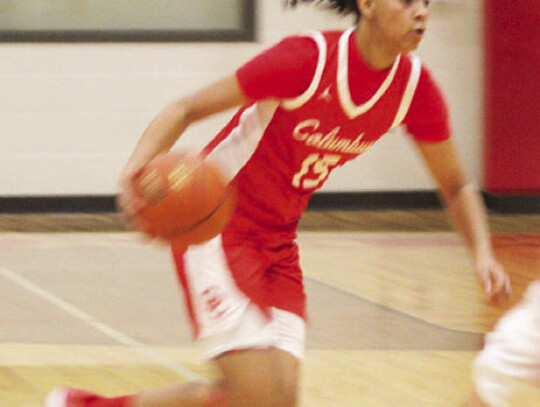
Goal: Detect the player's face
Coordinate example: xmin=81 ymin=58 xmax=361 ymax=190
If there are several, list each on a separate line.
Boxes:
xmin=363 ymin=0 xmax=430 ymax=53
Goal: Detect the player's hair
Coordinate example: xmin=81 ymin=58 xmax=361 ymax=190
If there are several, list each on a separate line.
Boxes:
xmin=285 ymin=0 xmax=361 ymax=21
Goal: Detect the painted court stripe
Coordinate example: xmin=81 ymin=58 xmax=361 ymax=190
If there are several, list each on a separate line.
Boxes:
xmin=0 ymin=265 xmax=203 ymax=382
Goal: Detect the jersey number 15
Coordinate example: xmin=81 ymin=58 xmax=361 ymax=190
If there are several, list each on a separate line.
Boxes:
xmin=292 ymin=153 xmax=341 ymax=190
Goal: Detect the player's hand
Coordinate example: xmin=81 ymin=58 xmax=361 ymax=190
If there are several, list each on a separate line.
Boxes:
xmin=116 ymin=165 xmax=158 ymax=241
xmin=474 ymin=253 xmax=511 ymax=305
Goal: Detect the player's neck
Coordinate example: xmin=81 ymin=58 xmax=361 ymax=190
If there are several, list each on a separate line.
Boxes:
xmin=354 ymin=26 xmax=400 ymax=71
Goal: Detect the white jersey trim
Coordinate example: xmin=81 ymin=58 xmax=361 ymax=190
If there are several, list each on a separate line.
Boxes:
xmin=390 ymin=55 xmax=422 ymax=129
xmin=337 ymin=28 xmax=401 ymax=119
xmin=184 ymin=235 xmax=252 ymax=338
xmin=281 ymin=31 xmax=327 ymax=110
xmin=207 ymin=100 xmax=280 ymax=181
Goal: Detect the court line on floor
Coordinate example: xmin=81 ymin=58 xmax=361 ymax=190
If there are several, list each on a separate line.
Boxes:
xmin=0 ymin=264 xmax=203 ymax=382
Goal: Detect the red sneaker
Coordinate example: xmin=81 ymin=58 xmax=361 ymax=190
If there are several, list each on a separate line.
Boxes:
xmin=43 ymin=387 xmax=102 ymax=407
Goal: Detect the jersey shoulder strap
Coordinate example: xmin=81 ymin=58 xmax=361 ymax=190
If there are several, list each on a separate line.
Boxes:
xmin=281 ymin=31 xmax=327 ymax=110
xmin=390 ymin=54 xmax=422 ymax=129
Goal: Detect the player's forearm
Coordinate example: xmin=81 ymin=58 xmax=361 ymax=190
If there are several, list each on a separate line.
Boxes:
xmin=443 ymin=183 xmax=494 ymax=258
xmin=123 ymin=100 xmax=192 ymax=176
xmin=123 ymin=74 xmax=247 ymax=177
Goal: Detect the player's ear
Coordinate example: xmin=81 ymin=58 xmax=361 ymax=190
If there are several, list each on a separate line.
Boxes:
xmin=358 ymin=0 xmax=375 ymax=19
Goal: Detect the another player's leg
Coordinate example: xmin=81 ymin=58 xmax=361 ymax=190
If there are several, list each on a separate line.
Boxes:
xmin=462 ymin=281 xmax=540 ymax=407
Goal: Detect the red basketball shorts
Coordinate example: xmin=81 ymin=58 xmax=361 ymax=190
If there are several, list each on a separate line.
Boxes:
xmin=171 ymin=231 xmax=307 ymax=359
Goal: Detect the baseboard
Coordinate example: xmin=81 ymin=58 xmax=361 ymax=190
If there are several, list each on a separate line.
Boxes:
xmin=482 ymin=192 xmax=540 ymax=214
xmin=0 ymin=191 xmax=537 ymax=214
xmin=0 ymin=195 xmax=117 ymax=214
xmin=307 ymin=191 xmax=539 ymax=213
xmin=306 ymin=191 xmax=442 ymax=210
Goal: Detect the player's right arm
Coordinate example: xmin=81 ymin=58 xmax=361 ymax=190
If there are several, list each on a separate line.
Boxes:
xmin=121 ymin=34 xmax=317 ymax=183
xmin=121 ymin=74 xmax=248 ymax=184
xmin=118 ymin=35 xmax=318 ymax=227
xmin=117 ymin=74 xmax=248 ymax=227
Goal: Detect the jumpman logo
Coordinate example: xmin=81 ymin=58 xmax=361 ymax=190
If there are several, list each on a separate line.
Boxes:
xmin=317 ymin=86 xmax=332 ymax=102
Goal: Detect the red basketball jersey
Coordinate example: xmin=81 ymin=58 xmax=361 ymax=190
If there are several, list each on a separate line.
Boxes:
xmin=204 ymin=29 xmax=447 ymax=235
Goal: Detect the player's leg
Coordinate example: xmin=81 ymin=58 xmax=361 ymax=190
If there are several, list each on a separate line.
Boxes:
xmin=131 ymin=341 xmax=301 ymax=407
xmin=44 ymin=234 xmax=305 ymax=407
xmin=130 ymin=347 xmax=300 ymax=407
xmin=215 ymin=347 xmax=300 ymax=407
xmin=128 ymin=381 xmax=227 ymax=407
xmin=193 ymin=235 xmax=305 ymax=407
xmin=44 ymin=382 xmax=226 ymax=407
xmin=43 ymin=322 xmax=295 ymax=407
xmin=126 ymin=307 xmax=304 ymax=407
xmin=170 ymin=233 xmax=304 ymax=407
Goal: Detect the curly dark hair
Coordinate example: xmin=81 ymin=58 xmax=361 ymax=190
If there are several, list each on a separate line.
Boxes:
xmin=285 ymin=0 xmax=361 ymax=21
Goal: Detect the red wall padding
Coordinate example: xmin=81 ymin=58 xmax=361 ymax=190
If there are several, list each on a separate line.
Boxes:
xmin=483 ymin=0 xmax=540 ymax=194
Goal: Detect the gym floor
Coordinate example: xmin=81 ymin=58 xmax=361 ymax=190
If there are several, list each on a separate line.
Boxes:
xmin=0 ymin=210 xmax=538 ymax=406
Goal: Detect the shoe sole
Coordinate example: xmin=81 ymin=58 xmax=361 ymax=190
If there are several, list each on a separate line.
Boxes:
xmin=43 ymin=387 xmax=69 ymax=407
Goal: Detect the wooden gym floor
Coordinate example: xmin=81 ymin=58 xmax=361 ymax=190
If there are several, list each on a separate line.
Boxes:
xmin=0 ymin=210 xmax=538 ymax=407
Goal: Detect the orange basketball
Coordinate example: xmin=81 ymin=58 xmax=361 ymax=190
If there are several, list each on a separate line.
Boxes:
xmin=132 ymin=151 xmax=236 ymax=246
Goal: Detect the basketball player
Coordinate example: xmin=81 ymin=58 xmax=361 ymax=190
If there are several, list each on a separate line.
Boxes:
xmin=463 ymin=280 xmax=540 ymax=407
xmin=44 ymin=1 xmax=511 ymax=406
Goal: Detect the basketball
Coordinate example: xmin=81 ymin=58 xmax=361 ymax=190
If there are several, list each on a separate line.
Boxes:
xmin=132 ymin=151 xmax=236 ymax=246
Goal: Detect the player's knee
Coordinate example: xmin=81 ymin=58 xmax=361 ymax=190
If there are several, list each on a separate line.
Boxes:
xmin=227 ymin=372 xmax=298 ymax=407
xmin=270 ymin=372 xmax=300 ymax=407
xmin=260 ymin=365 xmax=299 ymax=407
xmin=280 ymin=381 xmax=299 ymax=407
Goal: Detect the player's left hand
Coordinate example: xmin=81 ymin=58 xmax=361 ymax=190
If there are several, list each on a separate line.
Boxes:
xmin=474 ymin=253 xmax=511 ymax=305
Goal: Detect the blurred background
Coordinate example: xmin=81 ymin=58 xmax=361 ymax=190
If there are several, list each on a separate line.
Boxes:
xmin=0 ymin=0 xmax=536 ymax=211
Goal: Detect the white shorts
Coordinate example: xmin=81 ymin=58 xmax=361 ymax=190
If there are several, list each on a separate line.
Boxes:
xmin=199 ymin=304 xmax=306 ymax=360
xmin=473 ymin=281 xmax=540 ymax=407
xmin=171 ymin=235 xmax=306 ymax=360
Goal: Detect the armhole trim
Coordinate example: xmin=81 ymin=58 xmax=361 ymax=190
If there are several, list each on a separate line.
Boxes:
xmin=390 ymin=55 xmax=422 ymax=129
xmin=281 ymin=31 xmax=327 ymax=110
